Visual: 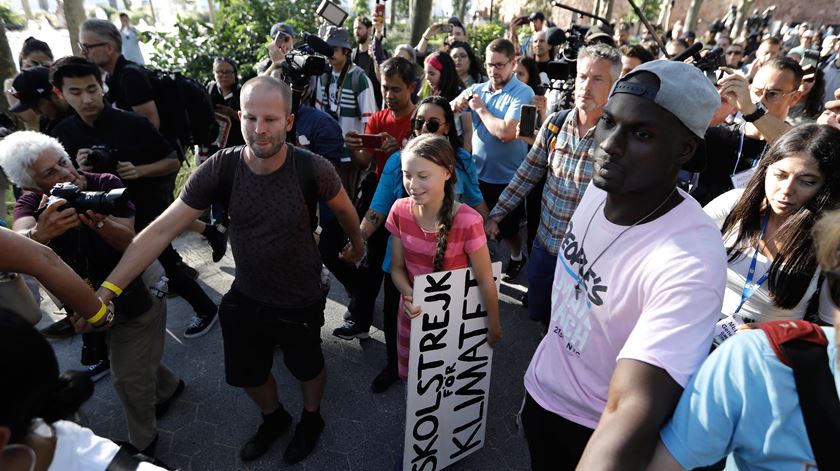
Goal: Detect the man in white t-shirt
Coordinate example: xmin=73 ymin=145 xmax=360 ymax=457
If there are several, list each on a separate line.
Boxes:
xmin=520 ymin=60 xmax=727 ymax=470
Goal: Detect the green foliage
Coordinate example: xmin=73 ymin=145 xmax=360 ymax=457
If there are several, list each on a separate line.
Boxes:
xmin=0 ymin=2 xmax=27 ymax=31
xmin=148 ymin=0 xmax=319 ymax=84
xmin=353 ymin=0 xmax=368 ymax=17
xmin=623 ymin=0 xmax=660 ymax=25
xmin=466 ymin=23 xmax=507 ymax=60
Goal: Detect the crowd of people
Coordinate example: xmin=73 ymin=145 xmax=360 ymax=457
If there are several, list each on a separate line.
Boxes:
xmin=1 ymin=6 xmax=839 ymax=471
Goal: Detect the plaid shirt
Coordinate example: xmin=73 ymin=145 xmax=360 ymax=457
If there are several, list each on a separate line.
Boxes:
xmin=489 ymin=108 xmax=596 ymax=256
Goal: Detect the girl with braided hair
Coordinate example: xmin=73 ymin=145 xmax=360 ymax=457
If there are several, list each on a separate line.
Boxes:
xmin=386 ymin=134 xmax=501 ymax=380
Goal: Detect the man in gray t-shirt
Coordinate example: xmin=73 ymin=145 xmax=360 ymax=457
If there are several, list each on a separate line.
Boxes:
xmin=95 ymin=76 xmax=364 ymax=465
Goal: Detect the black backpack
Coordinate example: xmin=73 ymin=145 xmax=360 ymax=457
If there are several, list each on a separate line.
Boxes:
xmin=216 ymin=145 xmax=319 ymax=232
xmin=132 ymin=66 xmax=220 ymax=148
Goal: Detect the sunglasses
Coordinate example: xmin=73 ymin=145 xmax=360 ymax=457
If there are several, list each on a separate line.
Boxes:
xmin=412 ymin=117 xmax=442 ymax=133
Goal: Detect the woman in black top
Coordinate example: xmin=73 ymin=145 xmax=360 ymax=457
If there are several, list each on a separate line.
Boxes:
xmin=206 ymin=57 xmax=244 ymax=147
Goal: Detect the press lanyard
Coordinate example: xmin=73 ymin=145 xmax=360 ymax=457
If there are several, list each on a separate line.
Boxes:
xmin=734 ymin=212 xmax=770 ymax=314
xmin=731 ymin=125 xmax=746 ymax=176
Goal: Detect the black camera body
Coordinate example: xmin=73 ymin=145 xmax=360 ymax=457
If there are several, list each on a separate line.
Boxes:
xmin=44 ymin=182 xmax=133 ymax=218
xmin=85 ymin=145 xmax=119 ymax=171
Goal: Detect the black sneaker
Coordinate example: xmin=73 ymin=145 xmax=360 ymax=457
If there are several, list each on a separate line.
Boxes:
xmin=371 ymin=366 xmax=399 ymax=393
xmin=520 ymin=292 xmax=529 ymax=308
xmin=203 ymin=224 xmax=228 ymax=263
xmin=40 ymin=317 xmax=76 ymax=339
xmin=240 ymin=408 xmax=293 ymax=461
xmin=332 ymin=321 xmax=370 ymax=340
xmin=503 ymin=255 xmax=527 ymax=281
xmin=283 ymin=411 xmax=324 ymax=464
xmin=87 ymin=360 xmax=110 ymax=382
xmin=156 ymin=379 xmax=185 ymax=419
xmin=177 ymin=262 xmax=198 ymax=280
xmin=183 ymin=313 xmax=218 ymax=338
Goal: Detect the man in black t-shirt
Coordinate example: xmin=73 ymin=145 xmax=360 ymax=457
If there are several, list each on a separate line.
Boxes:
xmin=352 ymin=15 xmax=383 ymax=109
xmin=49 ymin=56 xmax=219 ymax=338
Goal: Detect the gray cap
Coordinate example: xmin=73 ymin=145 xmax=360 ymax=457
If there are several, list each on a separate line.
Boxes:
xmin=324 ymin=27 xmax=352 ymax=50
xmin=611 ymin=60 xmax=719 ymax=139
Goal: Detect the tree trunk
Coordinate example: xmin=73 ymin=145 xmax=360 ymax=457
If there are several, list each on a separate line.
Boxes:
xmin=38 ymin=0 xmax=48 ymax=11
xmin=409 ymin=0 xmax=432 ymax=46
xmin=602 ymin=0 xmax=615 ymax=23
xmin=684 ymin=0 xmax=704 ymax=31
xmin=207 ymin=0 xmax=216 ymax=24
xmin=732 ymin=0 xmax=756 ymax=39
xmin=63 ymin=0 xmax=86 ymax=57
xmin=21 ymin=0 xmax=33 ymax=21
xmin=389 ymin=0 xmax=396 ymax=27
xmin=0 ymin=21 xmax=17 ymax=118
xmin=592 ymin=0 xmax=601 ymax=19
xmin=656 ymin=0 xmax=670 ymax=27
xmin=458 ymin=0 xmax=469 ymax=22
xmin=147 ymin=0 xmax=156 ymax=24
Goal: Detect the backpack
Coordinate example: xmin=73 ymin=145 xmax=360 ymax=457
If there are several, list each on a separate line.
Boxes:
xmin=540 ymin=108 xmax=573 ymax=158
xmin=756 ymin=320 xmax=840 ymax=470
xmin=129 ymin=65 xmax=220 ymax=149
xmin=216 ymin=145 xmax=319 ymax=232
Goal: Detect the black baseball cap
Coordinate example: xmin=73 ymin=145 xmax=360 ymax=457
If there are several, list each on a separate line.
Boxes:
xmin=529 ymin=12 xmax=546 ymax=22
xmin=9 ymin=67 xmax=52 ymax=113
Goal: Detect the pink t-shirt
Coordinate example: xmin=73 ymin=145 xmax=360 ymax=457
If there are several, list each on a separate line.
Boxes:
xmin=524 ymin=185 xmax=727 ymax=429
xmin=386 ymin=197 xmax=487 ymax=378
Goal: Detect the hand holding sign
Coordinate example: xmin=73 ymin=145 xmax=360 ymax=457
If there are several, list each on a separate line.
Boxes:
xmin=403 ymin=294 xmax=422 ymax=318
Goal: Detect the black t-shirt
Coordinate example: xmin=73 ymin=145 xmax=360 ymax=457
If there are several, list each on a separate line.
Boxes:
xmin=51 ymin=106 xmax=177 ymax=229
xmin=353 ymin=49 xmax=382 ymax=109
xmin=536 ymin=59 xmax=550 ymax=75
xmin=691 ymin=126 xmax=769 ymax=207
xmin=106 ymin=55 xmax=154 ymax=110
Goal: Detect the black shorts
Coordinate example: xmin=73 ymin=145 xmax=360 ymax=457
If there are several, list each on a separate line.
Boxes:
xmin=480 ymin=180 xmax=525 ymax=239
xmin=218 ymin=287 xmax=326 ymax=387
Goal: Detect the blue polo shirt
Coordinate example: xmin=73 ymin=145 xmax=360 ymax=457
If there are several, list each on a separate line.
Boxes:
xmin=660 ymin=327 xmax=838 ymax=470
xmin=468 ymin=77 xmax=534 ymax=184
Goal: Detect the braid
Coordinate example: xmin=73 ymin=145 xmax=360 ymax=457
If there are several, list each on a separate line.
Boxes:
xmin=433 ymin=183 xmax=456 ymax=272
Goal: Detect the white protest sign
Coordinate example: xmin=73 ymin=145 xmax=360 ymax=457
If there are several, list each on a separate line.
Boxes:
xmin=403 ymin=262 xmax=502 ymax=471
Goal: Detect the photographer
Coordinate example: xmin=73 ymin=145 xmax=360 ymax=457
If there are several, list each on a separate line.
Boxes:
xmin=414 ymin=17 xmax=468 ymax=61
xmin=0 ymin=131 xmax=183 ymax=459
xmin=49 ymin=56 xmax=219 ymax=339
xmin=511 ymin=12 xmax=547 ymax=58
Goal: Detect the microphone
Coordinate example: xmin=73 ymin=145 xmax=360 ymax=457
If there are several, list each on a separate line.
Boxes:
xmin=546 ymin=27 xmax=568 ymax=46
xmin=670 ymin=42 xmax=703 ymax=63
xmin=302 ymin=32 xmax=335 ymax=57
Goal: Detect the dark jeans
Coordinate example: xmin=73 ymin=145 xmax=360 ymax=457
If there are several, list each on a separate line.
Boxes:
xmin=382 ymin=273 xmax=400 ymax=372
xmin=522 ymin=392 xmax=594 ymax=471
xmin=318 ymin=216 xmax=359 ymax=299
xmin=349 ymin=225 xmax=389 ymax=330
xmin=526 ymin=240 xmax=557 ymax=326
xmin=525 ymin=175 xmax=546 ymax=255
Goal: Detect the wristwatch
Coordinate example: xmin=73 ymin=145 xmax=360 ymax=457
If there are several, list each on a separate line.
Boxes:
xmin=743 ymin=102 xmax=767 ymax=122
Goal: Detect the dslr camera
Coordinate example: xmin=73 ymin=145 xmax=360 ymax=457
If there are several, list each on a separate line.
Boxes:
xmin=85 ymin=145 xmax=119 ymax=170
xmin=43 ymin=182 xmax=133 ymax=218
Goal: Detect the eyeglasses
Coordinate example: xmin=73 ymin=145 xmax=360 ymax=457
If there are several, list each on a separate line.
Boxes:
xmin=78 ymin=42 xmax=108 ymax=53
xmin=725 ymin=50 xmax=743 ymax=55
xmin=485 ymin=60 xmax=511 ymax=70
xmin=412 ymin=117 xmax=442 ymax=133
xmin=214 ymin=69 xmax=235 ymax=76
xmin=750 ymin=86 xmax=797 ymax=102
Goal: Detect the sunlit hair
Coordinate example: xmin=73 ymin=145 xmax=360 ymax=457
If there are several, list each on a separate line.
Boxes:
xmin=402 ymin=134 xmax=458 ymax=272
xmin=722 ymin=124 xmax=840 ymax=308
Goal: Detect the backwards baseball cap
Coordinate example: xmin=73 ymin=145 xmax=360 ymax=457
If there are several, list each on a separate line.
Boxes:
xmin=9 ymin=67 xmax=52 ymax=113
xmin=610 ymin=60 xmax=720 ymax=171
xmin=270 ymin=22 xmax=295 ymax=39
xmin=528 ymin=12 xmax=545 ymax=22
xmin=802 ymin=29 xmax=815 ymax=38
xmin=324 ymin=27 xmax=352 ymax=50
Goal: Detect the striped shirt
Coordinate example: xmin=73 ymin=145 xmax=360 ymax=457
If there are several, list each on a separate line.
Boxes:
xmin=386 ymin=198 xmax=487 ymax=379
xmin=488 ymin=108 xmax=596 ymax=256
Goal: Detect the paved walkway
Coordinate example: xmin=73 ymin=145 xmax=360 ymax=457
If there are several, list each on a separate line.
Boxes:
xmin=43 ymin=233 xmax=542 ymax=470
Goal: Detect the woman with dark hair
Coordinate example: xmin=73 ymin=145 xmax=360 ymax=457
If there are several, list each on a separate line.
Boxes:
xmin=422 ymin=51 xmax=473 ymax=151
xmin=449 ymin=41 xmax=487 ymax=87
xmin=359 ymin=96 xmax=488 ymax=393
xmin=18 ymin=37 xmax=53 ymax=69
xmin=206 ymin=57 xmax=244 ymax=147
xmin=0 ymin=308 xmax=167 ymax=470
xmin=704 ymin=124 xmax=840 ymax=338
xmin=788 ymin=65 xmax=826 ymax=125
xmin=515 ymin=56 xmax=541 ymax=91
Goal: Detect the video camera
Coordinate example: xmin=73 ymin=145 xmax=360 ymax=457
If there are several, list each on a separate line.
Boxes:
xmin=280 ymin=33 xmax=331 ymax=90
xmin=38 ymin=182 xmax=133 ymax=218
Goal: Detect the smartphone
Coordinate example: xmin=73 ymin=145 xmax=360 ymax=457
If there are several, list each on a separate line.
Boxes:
xmin=519 ymin=105 xmax=537 ymax=138
xmin=359 ymin=134 xmax=385 ymax=149
xmin=800 ymin=50 xmax=820 ymax=69
xmin=375 ymin=3 xmax=385 ymax=17
xmin=439 ymin=24 xmax=454 ymax=33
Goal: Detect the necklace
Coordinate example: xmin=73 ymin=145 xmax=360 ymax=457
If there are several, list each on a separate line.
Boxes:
xmin=574 ymin=187 xmax=678 ymax=300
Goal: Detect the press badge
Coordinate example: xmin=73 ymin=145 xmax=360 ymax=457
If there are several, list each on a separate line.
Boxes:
xmin=713 ymin=315 xmax=746 ymax=345
xmin=730 ymin=167 xmax=757 ymax=189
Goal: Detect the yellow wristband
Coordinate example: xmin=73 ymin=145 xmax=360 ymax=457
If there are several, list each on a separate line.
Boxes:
xmin=100 ymin=281 xmax=123 ymax=296
xmin=87 ymin=303 xmax=108 ymax=324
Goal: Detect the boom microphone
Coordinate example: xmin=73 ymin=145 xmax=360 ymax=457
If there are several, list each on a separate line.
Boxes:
xmin=302 ymin=32 xmax=335 ymax=57
xmin=670 ymin=42 xmax=703 ymax=63
xmin=546 ymin=27 xmax=568 ymax=46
